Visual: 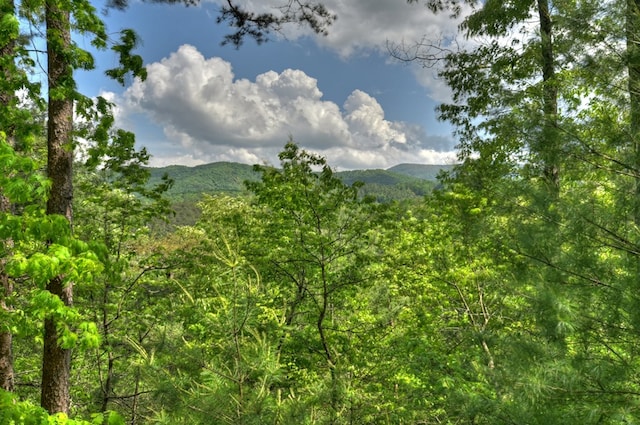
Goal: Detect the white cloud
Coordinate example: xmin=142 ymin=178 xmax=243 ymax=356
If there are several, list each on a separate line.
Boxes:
xmin=343 ymin=89 xmax=407 ymax=148
xmin=314 ymin=0 xmax=465 ymax=57
xmin=114 ymin=44 xmax=456 ymax=169
xmin=208 ymin=0 xmax=466 ymax=57
xmin=207 ymin=0 xmax=472 ymax=100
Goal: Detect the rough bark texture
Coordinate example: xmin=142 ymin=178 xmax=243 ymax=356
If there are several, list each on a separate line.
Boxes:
xmin=41 ymin=0 xmax=74 ymax=414
xmin=0 ymin=0 xmax=16 ymax=393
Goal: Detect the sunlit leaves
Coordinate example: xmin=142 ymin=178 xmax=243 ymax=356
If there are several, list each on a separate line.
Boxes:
xmin=7 ymin=240 xmax=102 ymax=286
xmin=0 ymin=134 xmax=49 ymax=204
xmin=154 ymin=142 xmax=403 ymax=423
xmin=0 ymin=389 xmax=124 ymax=424
xmin=0 ymin=0 xmax=168 ymax=417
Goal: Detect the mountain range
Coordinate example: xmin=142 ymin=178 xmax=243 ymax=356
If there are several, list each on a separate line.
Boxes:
xmin=147 ymin=162 xmax=456 ymax=203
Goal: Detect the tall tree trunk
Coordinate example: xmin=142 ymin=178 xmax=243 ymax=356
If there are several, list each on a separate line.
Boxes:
xmin=628 ymin=0 xmax=640 ymax=225
xmin=41 ymin=0 xmax=74 ymax=414
xmin=537 ymin=0 xmax=559 ymax=196
xmin=0 ymin=0 xmax=17 ymax=393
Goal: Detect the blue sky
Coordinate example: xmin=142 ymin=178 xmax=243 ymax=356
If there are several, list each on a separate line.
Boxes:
xmin=73 ymin=0 xmax=467 ymax=169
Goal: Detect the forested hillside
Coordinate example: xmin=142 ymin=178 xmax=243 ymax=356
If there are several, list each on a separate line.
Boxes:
xmin=147 ymin=162 xmax=442 ymax=202
xmin=147 ymin=162 xmax=260 ymax=201
xmin=3 ymin=0 xmax=640 ymax=424
xmin=147 ymin=163 xmax=443 ymax=231
xmin=387 ymin=163 xmax=456 ymax=180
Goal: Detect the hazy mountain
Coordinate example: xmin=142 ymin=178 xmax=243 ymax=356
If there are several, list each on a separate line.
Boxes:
xmin=387 ymin=163 xmax=457 ymax=181
xmin=147 ymin=162 xmax=261 ymax=201
xmin=148 ymin=162 xmax=455 ymax=232
xmin=147 ymin=162 xmax=454 ymax=203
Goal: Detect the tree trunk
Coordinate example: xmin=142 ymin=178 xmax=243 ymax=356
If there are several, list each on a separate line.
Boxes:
xmin=0 ymin=269 xmax=13 ymax=393
xmin=628 ymin=0 xmax=640 ymax=225
xmin=537 ymin=0 xmax=559 ymax=196
xmin=41 ymin=0 xmax=74 ymax=414
xmin=130 ymin=366 xmax=141 ymax=425
xmin=0 ymin=0 xmax=16 ymax=393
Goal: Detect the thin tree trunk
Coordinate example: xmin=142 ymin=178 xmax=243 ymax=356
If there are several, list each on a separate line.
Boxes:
xmin=130 ymin=366 xmax=141 ymax=425
xmin=318 ymin=261 xmax=338 ymax=424
xmin=100 ymin=353 xmax=114 ymax=412
xmin=537 ymin=0 xmax=559 ymax=196
xmin=100 ymin=281 xmax=114 ymax=412
xmin=628 ymin=0 xmax=640 ymax=225
xmin=0 ymin=266 xmax=13 ymax=393
xmin=41 ymin=0 xmax=74 ymax=414
xmin=0 ymin=0 xmax=17 ymax=393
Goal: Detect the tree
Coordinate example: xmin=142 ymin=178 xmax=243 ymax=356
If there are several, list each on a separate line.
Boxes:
xmin=1 ymin=0 xmax=147 ymax=414
xmin=0 ymin=0 xmax=45 ymax=393
xmin=245 ymin=143 xmax=392 ymax=423
xmin=153 ymin=143 xmax=407 ymax=424
xmin=397 ymin=0 xmax=640 ymax=421
xmin=0 ymin=0 xmax=19 ymax=393
xmin=216 ymin=0 xmax=336 ymax=47
xmin=397 ymin=0 xmax=563 ymax=190
xmin=152 ymin=195 xmax=285 ymax=423
xmin=628 ymin=0 xmax=640 ymax=224
xmin=72 ymin=127 xmax=173 ymax=422
xmin=2 ymin=0 xmax=335 ymax=416
xmin=40 ymin=0 xmax=75 ymax=412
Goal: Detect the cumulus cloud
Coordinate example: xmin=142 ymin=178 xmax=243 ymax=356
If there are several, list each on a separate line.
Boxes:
xmin=313 ymin=1 xmax=466 ymax=57
xmin=114 ymin=44 xmax=456 ymax=169
xmin=210 ymin=0 xmax=466 ymax=56
xmin=208 ymin=0 xmax=472 ymax=100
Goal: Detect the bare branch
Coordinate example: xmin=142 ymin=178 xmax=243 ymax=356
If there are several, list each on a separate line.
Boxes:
xmin=217 ymin=0 xmax=336 ymax=47
xmin=387 ymin=35 xmax=457 ymax=68
xmin=104 ymin=0 xmax=335 ymax=48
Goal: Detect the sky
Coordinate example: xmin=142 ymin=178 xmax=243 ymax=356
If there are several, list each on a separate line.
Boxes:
xmin=74 ymin=0 xmax=470 ymax=170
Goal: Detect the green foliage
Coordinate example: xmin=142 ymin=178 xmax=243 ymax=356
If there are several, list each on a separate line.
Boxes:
xmin=0 ymin=137 xmax=103 ymax=357
xmin=153 ymin=142 xmax=413 ymax=423
xmin=69 ymin=111 xmax=174 ymax=420
xmin=147 ymin=160 xmax=446 ymax=204
xmin=338 ymin=168 xmax=436 ymax=200
xmin=6 ymin=0 xmax=640 ymax=422
xmin=1 ymin=0 xmax=160 ymax=417
xmin=0 ymin=389 xmax=124 ymax=424
xmin=146 ymin=162 xmax=260 ymax=202
xmin=408 ymin=0 xmax=640 ymax=422
xmin=105 ymin=29 xmax=147 ymax=85
xmin=0 ymin=135 xmax=49 ymax=204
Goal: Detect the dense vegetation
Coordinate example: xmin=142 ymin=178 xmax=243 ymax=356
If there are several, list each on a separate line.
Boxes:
xmin=147 ymin=162 xmax=444 ymax=230
xmin=147 ymin=161 xmax=443 ymax=201
xmin=2 ymin=0 xmax=640 ymax=424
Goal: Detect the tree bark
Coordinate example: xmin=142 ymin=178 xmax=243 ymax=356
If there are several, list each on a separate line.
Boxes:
xmin=41 ymin=0 xmax=74 ymax=414
xmin=0 ymin=0 xmax=16 ymax=393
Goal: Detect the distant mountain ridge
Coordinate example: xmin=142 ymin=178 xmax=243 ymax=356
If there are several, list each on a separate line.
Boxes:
xmin=147 ymin=162 xmax=259 ymax=201
xmin=147 ymin=162 xmax=456 ymax=202
xmin=388 ymin=163 xmax=456 ymax=181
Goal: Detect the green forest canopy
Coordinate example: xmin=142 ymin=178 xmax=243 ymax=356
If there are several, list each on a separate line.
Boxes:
xmin=2 ymin=0 xmax=640 ymax=424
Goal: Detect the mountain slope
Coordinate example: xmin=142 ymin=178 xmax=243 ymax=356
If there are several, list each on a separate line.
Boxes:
xmin=148 ymin=162 xmax=454 ymax=231
xmin=387 ymin=163 xmax=456 ymax=181
xmin=147 ymin=162 xmax=261 ymax=201
xmin=147 ymin=162 xmax=454 ymax=203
